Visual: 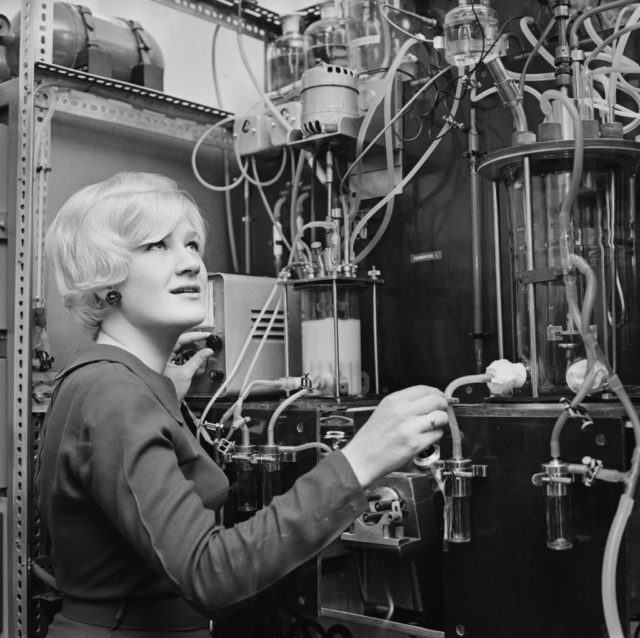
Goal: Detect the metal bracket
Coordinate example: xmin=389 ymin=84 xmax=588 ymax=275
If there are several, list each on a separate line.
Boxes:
xmin=559 ymin=397 xmax=594 ymax=429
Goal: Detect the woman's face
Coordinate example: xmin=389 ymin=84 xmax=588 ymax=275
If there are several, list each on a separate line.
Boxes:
xmin=117 ymin=215 xmax=208 ymax=336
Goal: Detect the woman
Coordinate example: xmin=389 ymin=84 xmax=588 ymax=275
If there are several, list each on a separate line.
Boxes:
xmin=36 ymin=172 xmax=447 ymax=637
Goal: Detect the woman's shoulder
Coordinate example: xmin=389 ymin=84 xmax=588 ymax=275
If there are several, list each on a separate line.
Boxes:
xmin=53 ymin=344 xmax=183 ymax=430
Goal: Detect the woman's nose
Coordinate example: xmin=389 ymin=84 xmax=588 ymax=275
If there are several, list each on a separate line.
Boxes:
xmin=176 ymin=247 xmax=202 ymax=274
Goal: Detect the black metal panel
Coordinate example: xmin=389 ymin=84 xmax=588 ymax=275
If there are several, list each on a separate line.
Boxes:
xmin=442 ymin=406 xmax=638 ymax=638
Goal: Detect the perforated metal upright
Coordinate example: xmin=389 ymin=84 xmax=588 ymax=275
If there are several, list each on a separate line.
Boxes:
xmin=6 ymin=2 xmax=55 ymax=637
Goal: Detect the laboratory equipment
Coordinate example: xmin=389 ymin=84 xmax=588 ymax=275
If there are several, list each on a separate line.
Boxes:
xmin=187 ymin=274 xmax=301 ymax=398
xmin=304 ymin=0 xmax=351 ymax=69
xmin=443 ymin=0 xmax=499 ymax=67
xmin=4 ymin=2 xmax=164 ymax=89
xmin=479 ymin=140 xmax=640 ymax=396
xmin=299 ymin=280 xmax=363 ymax=396
xmin=345 ymin=0 xmax=386 ymax=75
xmin=266 ymin=13 xmax=309 ymax=94
xmin=300 ymin=63 xmax=359 ymax=137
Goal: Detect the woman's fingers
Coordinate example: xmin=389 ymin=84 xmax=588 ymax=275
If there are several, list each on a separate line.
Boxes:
xmin=173 ymin=330 xmax=211 ymax=352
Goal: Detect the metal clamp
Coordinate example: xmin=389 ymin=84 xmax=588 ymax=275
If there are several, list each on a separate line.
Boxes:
xmin=216 ymin=438 xmax=234 ymax=455
xmin=559 ymin=397 xmax=594 ymax=429
xmin=581 ymin=456 xmax=603 ymax=487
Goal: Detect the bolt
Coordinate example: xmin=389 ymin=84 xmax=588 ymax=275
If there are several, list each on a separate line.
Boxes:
xmin=296 ymin=423 xmax=304 ymax=433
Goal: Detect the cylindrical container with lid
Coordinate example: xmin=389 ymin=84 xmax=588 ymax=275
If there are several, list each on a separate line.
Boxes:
xmin=304 ymin=0 xmax=351 ymax=69
xmin=266 ymin=13 xmax=310 ymax=93
xmin=443 ymin=0 xmax=499 ymax=67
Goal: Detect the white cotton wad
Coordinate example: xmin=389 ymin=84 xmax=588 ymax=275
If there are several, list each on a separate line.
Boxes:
xmin=485 ymin=359 xmax=528 ymax=396
xmin=565 ymin=358 xmax=608 ymax=395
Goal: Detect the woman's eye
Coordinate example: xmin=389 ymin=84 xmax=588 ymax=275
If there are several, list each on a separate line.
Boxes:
xmin=146 ymin=240 xmax=167 ymax=251
xmin=187 ymin=240 xmax=200 ymax=252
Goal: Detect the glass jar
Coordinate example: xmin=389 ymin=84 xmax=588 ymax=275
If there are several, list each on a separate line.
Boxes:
xmin=266 ymin=13 xmax=310 ymax=93
xmin=443 ymin=0 xmax=499 ymax=67
xmin=304 ymin=0 xmax=351 ymax=69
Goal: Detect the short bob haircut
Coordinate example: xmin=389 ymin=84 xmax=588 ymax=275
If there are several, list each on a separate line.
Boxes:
xmin=45 ymin=171 xmax=207 ymax=338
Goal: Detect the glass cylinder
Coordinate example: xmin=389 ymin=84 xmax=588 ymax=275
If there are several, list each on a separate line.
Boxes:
xmin=304 ymin=0 xmax=351 ymax=68
xmin=444 ymin=460 xmax=472 ymax=543
xmin=443 ymin=0 xmax=499 ymax=67
xmin=300 ymin=283 xmax=362 ymax=396
xmin=345 ymin=0 xmax=385 ymax=74
xmin=267 ymin=13 xmax=309 ymax=93
xmin=501 ymin=147 xmax=640 ymax=395
xmin=543 ymin=463 xmax=573 ymax=550
xmin=262 ymin=467 xmax=282 ymax=507
xmin=235 ymin=446 xmax=258 ymax=512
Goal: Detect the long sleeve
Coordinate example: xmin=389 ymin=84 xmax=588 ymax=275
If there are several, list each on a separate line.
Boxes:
xmin=37 ymin=351 xmax=368 ymax=619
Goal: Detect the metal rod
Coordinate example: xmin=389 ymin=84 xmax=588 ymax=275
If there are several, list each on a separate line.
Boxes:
xmin=326 ymin=147 xmax=334 ymax=223
xmin=609 ymin=169 xmax=617 ymax=371
xmin=372 ymin=282 xmax=380 ymax=395
xmin=283 ymin=281 xmax=290 ymax=389
xmin=343 ymin=199 xmax=351 ymax=265
xmin=492 ymin=181 xmax=504 ymax=359
xmin=523 ymin=156 xmax=539 ymax=396
xmin=469 ymin=107 xmax=484 ymax=373
xmin=597 ymin=182 xmax=608 ymax=361
xmin=243 ymin=178 xmax=251 ymax=274
xmin=332 ymin=278 xmax=341 ymax=401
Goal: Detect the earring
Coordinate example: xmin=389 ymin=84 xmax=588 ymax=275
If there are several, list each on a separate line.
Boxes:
xmin=105 ymin=290 xmax=121 ymax=306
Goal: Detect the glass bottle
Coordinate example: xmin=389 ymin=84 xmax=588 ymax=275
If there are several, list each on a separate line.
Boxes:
xmin=443 ymin=0 xmax=499 ymax=68
xmin=267 ymin=13 xmax=310 ymax=93
xmin=346 ymin=0 xmax=385 ymax=75
xmin=304 ymin=0 xmax=351 ymax=69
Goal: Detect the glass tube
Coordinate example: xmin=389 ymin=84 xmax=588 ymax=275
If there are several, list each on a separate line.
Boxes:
xmin=545 ymin=482 xmax=573 ymax=550
xmin=236 ymin=453 xmax=258 ymax=512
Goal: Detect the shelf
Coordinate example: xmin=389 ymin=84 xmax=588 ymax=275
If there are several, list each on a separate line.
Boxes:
xmin=35 ymin=62 xmax=232 ymax=124
xmin=151 ymin=0 xmax=282 ymax=39
xmin=34 ymin=63 xmax=234 ymax=148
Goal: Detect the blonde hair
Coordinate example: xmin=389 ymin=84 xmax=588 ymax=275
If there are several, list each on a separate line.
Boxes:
xmin=45 ymin=172 xmax=207 ymax=337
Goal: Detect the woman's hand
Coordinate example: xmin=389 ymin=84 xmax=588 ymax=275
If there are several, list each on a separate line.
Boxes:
xmin=341 ymin=385 xmax=448 ymax=488
xmin=164 ymin=331 xmax=214 ymax=402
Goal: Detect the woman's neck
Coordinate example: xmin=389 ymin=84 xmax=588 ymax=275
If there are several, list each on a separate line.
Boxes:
xmin=96 ymin=321 xmax=177 ymax=374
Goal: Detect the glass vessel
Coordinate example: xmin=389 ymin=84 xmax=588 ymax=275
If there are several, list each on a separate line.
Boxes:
xmin=346 ymin=0 xmax=385 ymax=74
xmin=443 ymin=459 xmax=472 ymax=543
xmin=235 ymin=445 xmax=258 ymax=512
xmin=543 ymin=462 xmax=573 ymax=550
xmin=443 ymin=0 xmax=499 ymax=67
xmin=501 ymin=146 xmax=640 ymax=395
xmin=267 ymin=13 xmax=309 ymax=93
xmin=304 ymin=0 xmax=351 ymax=69
xmin=300 ymin=283 xmax=362 ymax=396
